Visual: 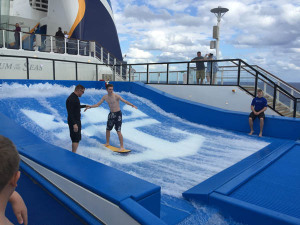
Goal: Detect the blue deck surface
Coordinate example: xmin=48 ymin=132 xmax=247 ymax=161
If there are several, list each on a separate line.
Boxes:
xmin=184 ymin=140 xmax=300 ymax=225
xmin=230 ymin=144 xmax=300 ymax=219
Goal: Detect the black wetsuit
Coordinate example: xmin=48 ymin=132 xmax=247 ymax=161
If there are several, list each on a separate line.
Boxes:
xmin=66 ymin=92 xmax=86 ymax=142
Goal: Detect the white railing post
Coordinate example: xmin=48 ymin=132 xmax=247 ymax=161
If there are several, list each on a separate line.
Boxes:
xmin=276 ymin=81 xmax=280 ymax=102
xmin=50 ymin=36 xmax=54 ymax=53
xmin=19 ymin=32 xmax=23 ymax=50
xmin=94 ymin=42 xmax=96 ymax=58
xmin=264 ymin=82 xmax=267 ymax=93
xmin=120 ymin=64 xmax=122 ymax=79
xmin=101 ymin=47 xmax=103 ymax=62
xmin=139 ymin=73 xmax=141 ymax=82
xmin=2 ymin=30 xmax=6 ymax=48
xmin=290 ymin=89 xmax=294 ymax=110
xmin=177 ymin=72 xmax=179 ymax=84
xmin=113 ymin=58 xmax=116 ymax=81
xmin=126 ymin=67 xmax=129 ymax=81
xmin=108 ymin=53 xmax=110 ymax=64
xmin=158 ymin=72 xmax=160 ymax=83
xmin=221 ymin=68 xmax=224 ymax=85
xmin=89 ymin=41 xmax=91 ymax=56
xmin=77 ymin=40 xmax=80 ymax=55
xmin=64 ymin=37 xmax=67 ymax=54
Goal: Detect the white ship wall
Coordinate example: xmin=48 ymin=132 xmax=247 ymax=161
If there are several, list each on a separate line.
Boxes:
xmin=150 ymin=84 xmax=279 ymax=116
xmin=40 ymin=0 xmax=79 ymax=36
xmin=0 ymin=49 xmax=114 ymax=81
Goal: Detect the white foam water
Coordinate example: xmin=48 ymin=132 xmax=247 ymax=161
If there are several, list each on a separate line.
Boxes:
xmin=1 ymin=83 xmax=269 ymax=224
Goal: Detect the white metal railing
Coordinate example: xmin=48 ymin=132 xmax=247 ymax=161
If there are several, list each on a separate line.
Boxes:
xmin=0 ymin=29 xmax=123 ymax=70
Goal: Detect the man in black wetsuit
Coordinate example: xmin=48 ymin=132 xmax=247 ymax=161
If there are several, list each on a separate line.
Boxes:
xmin=66 ymin=84 xmax=88 ymax=153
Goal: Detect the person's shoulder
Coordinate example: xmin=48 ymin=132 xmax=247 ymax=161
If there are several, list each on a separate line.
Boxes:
xmin=114 ymin=93 xmax=121 ymax=98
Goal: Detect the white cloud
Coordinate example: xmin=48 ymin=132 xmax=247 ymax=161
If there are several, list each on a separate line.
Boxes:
xmin=110 ymin=0 xmax=300 ymax=81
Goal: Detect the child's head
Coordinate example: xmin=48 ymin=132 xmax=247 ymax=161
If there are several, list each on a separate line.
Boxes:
xmin=0 ymin=135 xmax=20 ymax=194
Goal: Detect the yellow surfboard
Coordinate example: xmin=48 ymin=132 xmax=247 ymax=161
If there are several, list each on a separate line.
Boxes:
xmin=103 ymin=145 xmax=131 ymax=153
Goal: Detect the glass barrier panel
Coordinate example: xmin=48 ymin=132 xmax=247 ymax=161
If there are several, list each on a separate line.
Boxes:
xmin=67 ymin=38 xmax=78 ymax=55
xmin=0 ymin=57 xmax=27 ymax=79
xmin=6 ymin=30 xmax=17 ymax=49
xmin=257 ymin=77 xmax=273 ymax=95
xmin=216 ymin=61 xmax=238 ymax=85
xmin=296 ymin=100 xmax=300 ymax=118
xmin=77 ymin=63 xmax=97 ymax=81
xmin=168 ymin=71 xmax=185 ymax=84
xmin=239 ymin=63 xmax=256 ymax=95
xmin=0 ymin=30 xmax=3 ymax=48
xmin=39 ymin=35 xmax=52 ymax=53
xmin=79 ymin=40 xmax=89 ymax=56
xmin=53 ymin=36 xmax=65 ymax=53
xmin=55 ymin=61 xmax=76 ymax=80
xmin=98 ymin=64 xmax=113 ymax=81
xmin=128 ymin=65 xmax=148 ymax=83
xmin=22 ymin=32 xmax=35 ymax=51
xmin=189 ymin=60 xmax=199 ymax=84
xmin=28 ymin=58 xmax=53 ymax=80
xmin=169 ymin=63 xmax=187 ymax=84
xmin=148 ymin=64 xmax=167 ymax=84
xmin=188 ymin=65 xmax=197 ymax=84
xmin=276 ymin=89 xmax=295 ymax=117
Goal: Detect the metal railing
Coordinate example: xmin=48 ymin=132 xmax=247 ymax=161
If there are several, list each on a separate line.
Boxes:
xmin=121 ymin=59 xmax=299 ymax=117
xmin=0 ymin=29 xmax=299 ymax=117
xmin=0 ymin=28 xmax=124 ymax=70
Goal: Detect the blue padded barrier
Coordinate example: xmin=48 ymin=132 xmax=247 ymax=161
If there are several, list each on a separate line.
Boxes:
xmin=183 ymin=136 xmax=300 ymax=224
xmin=210 ymin=193 xmax=300 ymax=225
xmin=120 ymin=198 xmax=167 ymax=225
xmin=2 ymin=79 xmax=299 ymax=140
xmin=110 ymin=81 xmax=300 ymax=140
xmin=17 ymin=161 xmax=101 ymax=225
xmin=182 ymin=140 xmax=290 ymax=203
xmin=0 ymin=111 xmax=163 ymax=224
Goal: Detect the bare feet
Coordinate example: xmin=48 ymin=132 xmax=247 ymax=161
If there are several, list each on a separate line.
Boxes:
xmin=119 ymin=147 xmax=125 ymax=152
xmin=259 ymin=132 xmax=262 ymax=137
xmin=249 ymin=130 xmax=254 ymax=135
xmin=104 ymin=143 xmax=109 ymax=147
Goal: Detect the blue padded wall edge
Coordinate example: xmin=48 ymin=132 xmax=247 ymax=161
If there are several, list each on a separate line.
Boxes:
xmin=111 ymin=81 xmax=300 ymax=140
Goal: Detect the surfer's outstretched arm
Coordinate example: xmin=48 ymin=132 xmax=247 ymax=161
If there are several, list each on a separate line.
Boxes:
xmin=84 ymin=96 xmax=106 ymax=111
xmin=119 ymin=95 xmax=138 ymax=109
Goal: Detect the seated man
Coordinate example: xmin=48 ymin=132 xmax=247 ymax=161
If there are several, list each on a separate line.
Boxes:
xmin=0 ymin=135 xmax=28 ymax=225
xmin=249 ymin=89 xmax=268 ymax=137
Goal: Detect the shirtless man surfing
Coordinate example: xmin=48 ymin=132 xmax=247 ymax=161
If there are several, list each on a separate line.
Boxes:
xmin=85 ymin=84 xmax=137 ymax=151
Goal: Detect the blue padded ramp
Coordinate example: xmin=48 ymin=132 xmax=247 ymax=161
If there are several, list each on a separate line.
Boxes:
xmin=183 ymin=138 xmax=300 ymax=225
xmin=0 ymin=111 xmax=163 ymax=223
xmin=111 ymin=81 xmax=300 ymax=140
xmin=230 ymin=144 xmax=300 ymax=219
xmin=6 ymin=165 xmax=87 ymax=225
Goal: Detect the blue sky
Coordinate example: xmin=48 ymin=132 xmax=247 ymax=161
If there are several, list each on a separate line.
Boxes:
xmin=111 ymin=0 xmax=300 ymax=82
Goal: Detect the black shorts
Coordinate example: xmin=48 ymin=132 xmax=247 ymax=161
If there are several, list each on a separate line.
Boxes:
xmin=68 ymin=122 xmax=81 ymax=143
xmin=107 ymin=111 xmax=122 ymax=132
xmin=249 ymin=112 xmax=265 ymax=121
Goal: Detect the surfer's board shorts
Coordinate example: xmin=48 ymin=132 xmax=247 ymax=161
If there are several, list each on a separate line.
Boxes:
xmin=68 ymin=121 xmax=81 ymax=143
xmin=107 ymin=111 xmax=122 ymax=132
